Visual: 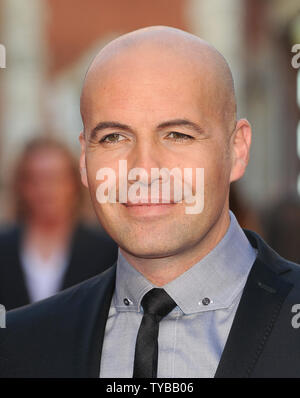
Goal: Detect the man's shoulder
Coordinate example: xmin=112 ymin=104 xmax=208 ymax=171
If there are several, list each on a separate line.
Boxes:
xmin=244 ymin=229 xmax=300 ymax=292
xmin=0 ymin=264 xmax=116 ymax=377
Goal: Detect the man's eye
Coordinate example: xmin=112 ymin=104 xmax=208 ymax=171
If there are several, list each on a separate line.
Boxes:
xmin=99 ymin=133 xmax=125 ymax=144
xmin=166 ymin=132 xmax=194 ymax=141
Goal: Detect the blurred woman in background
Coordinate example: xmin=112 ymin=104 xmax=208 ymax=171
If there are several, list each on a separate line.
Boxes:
xmin=0 ymin=137 xmax=117 ymax=310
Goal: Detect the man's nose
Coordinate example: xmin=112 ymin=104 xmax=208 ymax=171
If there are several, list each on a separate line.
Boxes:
xmin=126 ymin=139 xmax=163 ymax=184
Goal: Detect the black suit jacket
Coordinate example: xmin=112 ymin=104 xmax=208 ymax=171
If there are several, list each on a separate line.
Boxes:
xmin=0 ymin=223 xmax=118 ymax=310
xmin=0 ymin=230 xmax=300 ymax=378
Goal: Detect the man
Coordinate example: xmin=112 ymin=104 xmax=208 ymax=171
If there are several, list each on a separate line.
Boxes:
xmin=1 ymin=26 xmax=300 ymax=378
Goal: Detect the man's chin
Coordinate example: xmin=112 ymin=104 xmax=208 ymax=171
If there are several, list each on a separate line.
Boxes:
xmin=119 ymin=241 xmax=184 ymax=260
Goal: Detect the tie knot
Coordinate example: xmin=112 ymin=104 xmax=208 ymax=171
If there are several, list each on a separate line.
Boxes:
xmin=141 ymin=288 xmax=176 ymax=319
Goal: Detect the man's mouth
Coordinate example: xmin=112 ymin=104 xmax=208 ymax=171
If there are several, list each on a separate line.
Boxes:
xmin=121 ymin=200 xmax=178 ymax=217
xmin=123 ymin=200 xmax=177 ymax=207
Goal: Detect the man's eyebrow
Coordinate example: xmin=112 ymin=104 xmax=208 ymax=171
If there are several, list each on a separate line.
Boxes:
xmin=89 ymin=121 xmax=135 ymax=140
xmin=89 ymin=118 xmax=204 ymax=140
xmin=156 ymin=119 xmax=204 ymax=135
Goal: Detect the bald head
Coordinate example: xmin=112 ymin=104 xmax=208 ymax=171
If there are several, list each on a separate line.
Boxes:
xmin=80 ymin=26 xmax=237 ymax=136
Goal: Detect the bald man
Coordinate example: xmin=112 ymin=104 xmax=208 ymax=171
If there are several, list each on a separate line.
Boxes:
xmin=1 ymin=26 xmax=300 ymax=378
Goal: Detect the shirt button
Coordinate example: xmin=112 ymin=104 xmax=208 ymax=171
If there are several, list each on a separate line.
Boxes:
xmin=123 ymin=298 xmax=130 ymax=306
xmin=202 ymin=297 xmax=211 ymax=306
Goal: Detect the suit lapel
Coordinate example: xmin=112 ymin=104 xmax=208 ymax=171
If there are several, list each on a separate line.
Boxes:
xmin=215 ymin=238 xmax=293 ymax=378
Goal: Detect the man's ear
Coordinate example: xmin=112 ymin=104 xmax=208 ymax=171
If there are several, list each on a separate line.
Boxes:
xmin=229 ymin=118 xmax=252 ymax=183
xmin=79 ymin=131 xmax=88 ymax=188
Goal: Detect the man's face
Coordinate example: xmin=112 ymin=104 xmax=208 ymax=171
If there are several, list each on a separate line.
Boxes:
xmin=80 ymin=50 xmax=235 ymax=258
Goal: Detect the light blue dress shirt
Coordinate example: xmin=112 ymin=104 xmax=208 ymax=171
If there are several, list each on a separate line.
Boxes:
xmin=99 ymin=211 xmax=257 ymax=378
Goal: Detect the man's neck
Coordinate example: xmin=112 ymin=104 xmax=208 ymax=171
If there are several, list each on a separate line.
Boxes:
xmin=120 ymin=210 xmax=231 ymax=286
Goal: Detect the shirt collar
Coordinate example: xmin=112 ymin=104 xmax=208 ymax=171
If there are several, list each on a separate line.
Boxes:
xmin=114 ymin=211 xmax=257 ymax=314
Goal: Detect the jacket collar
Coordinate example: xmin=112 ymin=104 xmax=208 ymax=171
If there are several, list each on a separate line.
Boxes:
xmin=214 ymin=229 xmax=293 ymax=377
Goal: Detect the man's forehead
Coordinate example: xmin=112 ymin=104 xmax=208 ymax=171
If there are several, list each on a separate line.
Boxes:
xmin=87 ymin=52 xmax=207 ymax=99
xmin=82 ymin=48 xmax=215 ymax=119
xmin=83 ymin=64 xmax=210 ymax=132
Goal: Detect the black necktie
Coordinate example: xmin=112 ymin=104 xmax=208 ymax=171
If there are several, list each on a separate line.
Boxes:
xmin=133 ymin=288 xmax=177 ymax=378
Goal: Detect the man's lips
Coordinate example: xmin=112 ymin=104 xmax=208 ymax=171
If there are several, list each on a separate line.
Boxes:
xmin=120 ymin=200 xmax=178 ymax=217
xmin=122 ymin=201 xmax=178 ymax=207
